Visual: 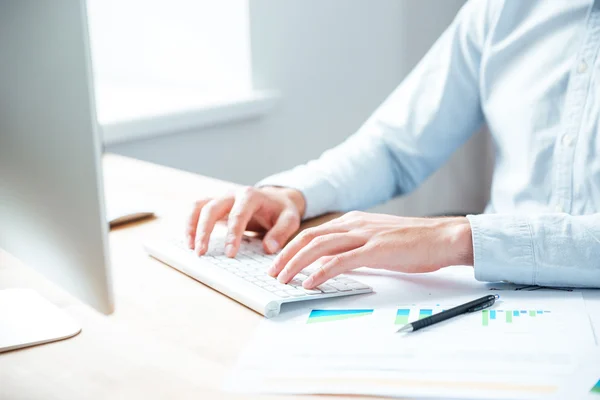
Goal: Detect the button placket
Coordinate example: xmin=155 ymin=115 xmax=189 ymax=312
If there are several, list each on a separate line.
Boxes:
xmin=553 ymin=4 xmax=600 ymax=214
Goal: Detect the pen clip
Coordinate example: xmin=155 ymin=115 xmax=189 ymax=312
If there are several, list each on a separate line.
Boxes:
xmin=467 ymin=300 xmax=496 ymax=313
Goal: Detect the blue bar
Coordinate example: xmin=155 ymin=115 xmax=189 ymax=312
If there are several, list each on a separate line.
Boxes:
xmin=537 ymin=310 xmax=543 ymax=314
xmin=310 ymin=309 xmax=373 ymax=318
xmin=396 ymin=309 xmax=410 ymax=316
xmin=513 ymin=311 xmax=519 ymax=316
xmin=490 ymin=310 xmax=496 ymax=319
xmin=520 ymin=310 xmax=527 ymax=314
xmin=498 ymin=310 xmax=504 ymax=312
xmin=420 ymin=309 xmax=433 ymax=316
xmin=544 ymin=311 xmax=551 ymax=313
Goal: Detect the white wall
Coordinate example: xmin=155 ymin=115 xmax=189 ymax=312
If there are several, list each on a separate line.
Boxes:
xmin=108 ymin=0 xmax=492 ymax=216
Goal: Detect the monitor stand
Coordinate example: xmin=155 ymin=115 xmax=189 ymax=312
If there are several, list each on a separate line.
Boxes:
xmin=0 ymin=289 xmax=81 ymax=353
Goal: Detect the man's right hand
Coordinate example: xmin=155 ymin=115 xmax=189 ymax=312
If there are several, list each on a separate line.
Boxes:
xmin=186 ymin=186 xmax=306 ymax=258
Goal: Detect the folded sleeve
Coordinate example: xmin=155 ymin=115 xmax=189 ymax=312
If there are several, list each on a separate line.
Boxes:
xmin=258 ymin=0 xmax=493 ymax=219
xmin=467 ymin=213 xmax=600 ymax=288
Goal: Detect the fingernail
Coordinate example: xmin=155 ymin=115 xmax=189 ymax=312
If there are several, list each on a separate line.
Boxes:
xmin=266 ymin=239 xmax=279 ymax=253
xmin=267 ymin=265 xmax=277 ymax=276
xmin=304 ymin=276 xmax=314 ymax=288
xmin=195 ymin=241 xmax=204 ymax=255
xmin=225 ymin=244 xmax=235 ymax=257
xmin=277 ymin=272 xmax=287 ymax=283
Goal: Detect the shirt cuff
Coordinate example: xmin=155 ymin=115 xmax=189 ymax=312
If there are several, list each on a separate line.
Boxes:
xmin=466 ymin=214 xmax=536 ymax=285
xmin=256 ymin=169 xmax=338 ymax=220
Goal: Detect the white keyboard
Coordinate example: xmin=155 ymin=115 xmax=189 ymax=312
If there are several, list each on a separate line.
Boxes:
xmin=144 ymin=234 xmax=372 ymax=318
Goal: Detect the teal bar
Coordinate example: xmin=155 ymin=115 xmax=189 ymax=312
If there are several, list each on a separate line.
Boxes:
xmin=490 ymin=310 xmax=496 ymax=319
xmin=513 ymin=311 xmax=519 ymax=317
xmin=418 ymin=309 xmax=433 ymax=320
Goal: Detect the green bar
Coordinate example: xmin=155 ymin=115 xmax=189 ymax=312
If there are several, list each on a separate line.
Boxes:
xmin=506 ymin=311 xmax=512 ymax=323
xmin=529 ymin=310 xmax=536 ymax=317
xmin=418 ymin=309 xmax=433 ymax=320
xmin=395 ymin=315 xmax=409 ymax=325
xmin=482 ymin=310 xmax=489 ymax=326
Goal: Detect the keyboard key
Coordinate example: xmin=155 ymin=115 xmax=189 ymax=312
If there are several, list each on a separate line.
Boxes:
xmin=285 ymin=289 xmax=305 ymax=297
xmin=273 ymin=291 xmax=290 ymax=298
xmin=317 ymin=284 xmax=337 ymax=293
xmin=330 ymin=282 xmax=352 ymax=292
xmin=302 ymin=287 xmax=322 ymax=295
xmin=347 ymin=283 xmax=370 ymax=290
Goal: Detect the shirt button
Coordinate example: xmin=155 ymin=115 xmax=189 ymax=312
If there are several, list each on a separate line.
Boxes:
xmin=577 ymin=61 xmax=588 ymax=73
xmin=562 ymin=134 xmax=574 ymax=147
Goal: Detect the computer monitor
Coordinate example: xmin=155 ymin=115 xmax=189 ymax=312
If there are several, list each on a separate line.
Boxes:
xmin=0 ymin=1 xmax=113 ymax=351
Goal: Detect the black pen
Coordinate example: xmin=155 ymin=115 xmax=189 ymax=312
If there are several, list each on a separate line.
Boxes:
xmin=396 ymin=294 xmax=499 ymax=333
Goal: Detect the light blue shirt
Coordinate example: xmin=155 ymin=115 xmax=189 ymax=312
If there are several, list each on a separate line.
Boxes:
xmin=259 ymin=0 xmax=600 ymax=287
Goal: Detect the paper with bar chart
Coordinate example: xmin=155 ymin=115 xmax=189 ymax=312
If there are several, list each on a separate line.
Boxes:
xmin=289 ymin=292 xmax=594 ymax=347
xmin=228 ymin=291 xmax=598 ymax=399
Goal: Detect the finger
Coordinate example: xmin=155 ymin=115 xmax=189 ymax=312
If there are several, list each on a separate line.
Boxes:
xmin=276 ymin=233 xmax=365 ymax=284
xmin=303 ymin=248 xmax=366 ymax=288
xmin=268 ymin=224 xmax=346 ymax=277
xmin=262 ymin=208 xmax=301 ymax=255
xmin=194 ymin=197 xmax=234 ymax=255
xmin=186 ymin=199 xmax=211 ymax=248
xmin=225 ymin=188 xmax=261 ymax=258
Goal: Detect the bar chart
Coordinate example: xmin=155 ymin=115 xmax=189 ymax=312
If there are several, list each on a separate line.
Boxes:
xmin=482 ymin=309 xmax=551 ymax=326
xmin=394 ymin=305 xmax=559 ymax=335
xmin=394 ymin=306 xmax=442 ymax=325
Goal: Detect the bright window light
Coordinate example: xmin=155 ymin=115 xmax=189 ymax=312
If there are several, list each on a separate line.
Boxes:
xmin=86 ymin=0 xmax=252 ymax=124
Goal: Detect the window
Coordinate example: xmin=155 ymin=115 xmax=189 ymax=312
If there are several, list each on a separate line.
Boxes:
xmin=87 ymin=0 xmax=275 ymax=144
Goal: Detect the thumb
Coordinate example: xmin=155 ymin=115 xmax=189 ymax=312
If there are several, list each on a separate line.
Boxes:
xmin=263 ymin=208 xmax=301 ymax=254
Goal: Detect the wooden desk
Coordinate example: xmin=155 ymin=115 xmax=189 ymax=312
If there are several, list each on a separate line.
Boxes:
xmin=0 ymin=155 xmax=365 ymax=400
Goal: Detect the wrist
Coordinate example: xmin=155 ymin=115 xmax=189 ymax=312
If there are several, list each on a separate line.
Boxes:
xmin=441 ymin=217 xmax=474 ymax=267
xmin=282 ymin=188 xmax=306 ymax=218
xmin=261 ymin=186 xmax=306 ymax=218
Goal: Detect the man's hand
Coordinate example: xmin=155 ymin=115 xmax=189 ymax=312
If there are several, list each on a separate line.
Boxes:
xmin=187 ymin=186 xmax=306 ymax=257
xmin=268 ymin=211 xmax=473 ymax=289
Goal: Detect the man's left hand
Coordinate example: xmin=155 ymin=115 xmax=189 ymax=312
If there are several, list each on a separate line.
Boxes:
xmin=268 ymin=211 xmax=474 ymax=289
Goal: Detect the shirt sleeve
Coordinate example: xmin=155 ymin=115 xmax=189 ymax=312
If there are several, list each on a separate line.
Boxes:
xmin=257 ymin=0 xmax=492 ymax=219
xmin=467 ymin=213 xmax=600 ymax=287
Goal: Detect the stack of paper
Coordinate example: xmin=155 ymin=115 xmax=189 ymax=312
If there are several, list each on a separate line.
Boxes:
xmin=226 ymin=287 xmax=600 ymax=399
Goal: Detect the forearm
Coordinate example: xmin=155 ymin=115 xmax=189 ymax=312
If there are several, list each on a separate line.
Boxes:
xmin=257 ymin=133 xmax=398 ymax=219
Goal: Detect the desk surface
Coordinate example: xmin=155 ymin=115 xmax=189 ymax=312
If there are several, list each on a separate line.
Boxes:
xmin=1 ymin=155 xmax=352 ymax=400
xmin=1 ymin=155 xmax=599 ymax=400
